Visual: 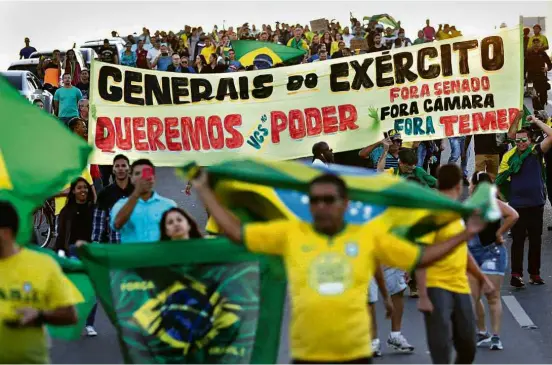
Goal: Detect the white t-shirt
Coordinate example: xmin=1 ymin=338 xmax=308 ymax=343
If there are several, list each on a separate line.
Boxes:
xmin=312 ymin=159 xmax=327 ymax=167
xmin=342 ymin=34 xmax=354 ymax=48
xmin=147 ymin=48 xmax=160 ymax=69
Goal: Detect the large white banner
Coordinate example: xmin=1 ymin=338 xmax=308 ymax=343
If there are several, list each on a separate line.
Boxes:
xmin=89 ymin=26 xmax=522 ymax=166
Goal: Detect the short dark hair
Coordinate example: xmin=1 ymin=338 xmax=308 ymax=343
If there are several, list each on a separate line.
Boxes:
xmin=399 ymin=148 xmax=417 ymax=165
xmin=0 ymin=201 xmax=19 ymax=235
xmin=131 ymin=158 xmax=155 ymax=173
xmin=437 ymin=164 xmax=462 ymax=191
xmin=62 ymin=73 xmax=72 ymax=78
xmin=67 ymin=117 xmax=84 ymax=131
xmin=309 ymin=174 xmax=348 ymax=199
xmin=113 ymin=154 xmax=130 ymax=165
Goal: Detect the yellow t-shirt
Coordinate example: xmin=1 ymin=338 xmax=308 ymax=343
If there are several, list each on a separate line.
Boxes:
xmin=0 ymin=248 xmax=82 ymax=363
xmin=243 ymin=220 xmax=421 ymax=361
xmin=200 ymin=45 xmax=216 ymax=61
xmin=436 ymin=30 xmax=451 ymax=40
xmin=527 ymin=34 xmax=549 ymax=49
xmin=421 ymin=219 xmax=470 ymax=294
xmin=55 ymin=168 xmax=93 ymax=215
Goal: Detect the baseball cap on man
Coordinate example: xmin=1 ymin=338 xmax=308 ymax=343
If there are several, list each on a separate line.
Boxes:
xmin=388 ymin=129 xmax=402 ymax=141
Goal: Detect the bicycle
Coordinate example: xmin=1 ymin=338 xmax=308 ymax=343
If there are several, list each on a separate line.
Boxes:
xmin=33 ymin=199 xmax=56 ymax=248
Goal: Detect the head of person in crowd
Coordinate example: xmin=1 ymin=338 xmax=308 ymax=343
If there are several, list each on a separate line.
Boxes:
xmin=66 ymin=49 xmax=77 ymax=62
xmin=374 ymin=33 xmax=382 ymax=45
xmin=35 ymin=99 xmax=44 ymax=110
xmin=312 ymin=141 xmax=334 ymax=163
xmin=78 ymin=99 xmax=89 ymax=120
xmin=260 ymin=32 xmax=269 ymax=42
xmin=375 ymin=24 xmax=384 ymax=33
xmin=397 ymin=28 xmax=406 ymax=39
xmin=319 ymin=43 xmax=327 ymax=53
xmin=204 ymin=37 xmax=212 ymax=48
xmin=124 ymin=42 xmax=132 ymax=52
xmin=469 ymin=171 xmax=493 ymax=195
xmin=228 ymin=49 xmax=237 ymax=61
xmin=343 ymin=26 xmax=350 ymax=35
xmin=67 ymin=177 xmax=94 ymax=206
xmin=160 ymin=43 xmax=169 ymax=55
xmin=335 ymin=33 xmax=343 ymax=42
xmin=322 ymin=31 xmax=332 ymax=43
xmin=80 ymin=69 xmax=89 ymax=83
xmin=388 ymin=129 xmax=402 ymax=152
xmin=319 ymin=50 xmax=328 ymax=61
xmin=515 ymin=127 xmax=533 ymax=152
xmin=130 ymin=159 xmax=156 ymax=195
xmin=443 ymin=24 xmax=451 ymax=33
xmin=160 ymin=207 xmax=202 ymax=241
xmin=523 ymin=27 xmax=531 ymax=37
xmin=342 ymin=47 xmax=352 ymax=57
xmin=337 ymin=41 xmax=345 ymax=52
xmin=0 ymin=201 xmax=18 ymax=246
xmin=62 ymin=73 xmax=72 ymax=87
xmin=417 ymin=30 xmax=425 ymax=40
xmin=68 ymin=117 xmax=87 ymax=140
xmin=208 ymin=53 xmax=217 ymax=66
xmin=437 ymin=164 xmax=462 ymax=199
xmin=180 ymin=56 xmax=190 ymax=70
xmin=426 ymin=19 xmax=431 ymax=26
xmin=111 ymin=31 xmax=118 ymax=37
xmin=533 ymin=24 xmax=542 ymax=36
xmin=354 ymin=26 xmax=363 ymax=37
xmin=171 ymin=53 xmax=180 ymax=68
xmin=531 ymin=37 xmax=542 ymax=51
xmin=272 ymin=33 xmax=280 ymax=43
xmin=293 ymin=27 xmax=303 ymax=41
xmin=398 ymin=148 xmax=417 ymax=174
xmin=394 ymin=38 xmax=403 ymax=48
xmin=103 ymin=38 xmax=110 ymax=49
xmin=24 ymin=37 xmax=30 ymax=47
xmin=113 ymin=154 xmax=131 ymax=183
xmin=151 ymin=38 xmax=159 ymax=49
xmin=137 ymin=39 xmax=145 ymax=50
xmin=308 ymin=174 xmax=349 ymax=235
xmin=128 ymin=34 xmax=136 ymax=44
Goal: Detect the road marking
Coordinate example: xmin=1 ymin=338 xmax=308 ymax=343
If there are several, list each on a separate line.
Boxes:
xmin=502 ymin=295 xmax=538 ymax=329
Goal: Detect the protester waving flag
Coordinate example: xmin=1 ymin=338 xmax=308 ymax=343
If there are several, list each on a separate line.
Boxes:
xmin=0 ymin=75 xmax=94 ymax=340
xmin=363 ymin=14 xmax=400 ymax=29
xmin=76 ymin=236 xmax=286 ymax=364
xmin=0 ymin=75 xmax=92 ymax=242
xmin=179 ymin=158 xmax=500 ymax=239
xmin=231 ymin=40 xmax=306 ymax=67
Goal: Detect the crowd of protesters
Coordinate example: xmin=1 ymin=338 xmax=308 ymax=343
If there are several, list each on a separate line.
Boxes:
xmin=4 ymin=14 xmax=552 ymax=365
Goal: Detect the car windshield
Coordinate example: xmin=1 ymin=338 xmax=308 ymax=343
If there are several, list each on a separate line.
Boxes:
xmin=2 ymin=75 xmax=22 ymax=90
xmin=30 ymin=52 xmax=66 ymax=59
xmin=81 ymin=45 xmax=116 ymax=55
xmin=8 ymin=64 xmax=39 ymax=77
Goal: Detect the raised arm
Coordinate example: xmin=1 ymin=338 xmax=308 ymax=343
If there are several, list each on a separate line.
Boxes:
xmin=192 ymin=169 xmax=243 ymax=242
xmin=358 ymin=140 xmax=382 ymax=159
xmin=376 ymin=139 xmax=392 ymax=171
xmin=507 ymin=109 xmax=523 ymax=140
xmin=531 ymin=116 xmax=552 ymax=153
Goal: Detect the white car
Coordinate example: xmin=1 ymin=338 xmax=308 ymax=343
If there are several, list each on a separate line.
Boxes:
xmin=0 ymin=71 xmax=54 ymax=113
xmin=7 ymin=58 xmax=40 ymax=77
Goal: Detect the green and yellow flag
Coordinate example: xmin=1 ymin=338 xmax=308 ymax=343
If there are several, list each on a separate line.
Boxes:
xmin=231 ymin=40 xmax=306 ymax=67
xmin=179 ymin=158 xmax=500 ymax=238
xmin=0 ymin=75 xmax=91 ymax=242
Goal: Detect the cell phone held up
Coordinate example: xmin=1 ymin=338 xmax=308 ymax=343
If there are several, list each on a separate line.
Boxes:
xmin=383 ymin=131 xmax=389 ymax=139
xmin=141 ymin=166 xmax=154 ymax=180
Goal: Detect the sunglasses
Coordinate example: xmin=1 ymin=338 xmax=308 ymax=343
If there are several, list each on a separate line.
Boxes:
xmin=515 ymin=137 xmax=528 ymax=143
xmin=309 ymin=195 xmax=340 ymax=205
xmin=392 ymin=139 xmax=403 ymax=144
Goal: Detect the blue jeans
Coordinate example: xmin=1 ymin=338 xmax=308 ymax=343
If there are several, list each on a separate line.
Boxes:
xmin=468 ymin=236 xmax=508 ymax=276
xmin=69 ymin=245 xmax=98 ymax=326
xmin=448 ymin=137 xmax=468 ymax=177
xmin=417 ymin=144 xmax=428 ymax=168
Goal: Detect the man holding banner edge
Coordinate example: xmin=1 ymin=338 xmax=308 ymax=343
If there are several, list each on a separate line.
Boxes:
xmin=190 ymin=167 xmax=488 ymax=363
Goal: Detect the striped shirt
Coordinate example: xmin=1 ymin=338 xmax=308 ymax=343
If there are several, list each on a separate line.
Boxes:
xmin=369 ymin=146 xmax=399 ymax=169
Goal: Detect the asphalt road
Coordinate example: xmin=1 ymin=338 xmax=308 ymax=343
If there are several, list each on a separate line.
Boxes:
xmin=50 ymin=97 xmax=552 ymax=364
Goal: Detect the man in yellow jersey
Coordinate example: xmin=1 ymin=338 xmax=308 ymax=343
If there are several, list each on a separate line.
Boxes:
xmin=417 ymin=164 xmax=493 ymax=364
xmin=191 ymin=170 xmax=487 ymax=363
xmin=0 ymin=201 xmax=80 ymax=363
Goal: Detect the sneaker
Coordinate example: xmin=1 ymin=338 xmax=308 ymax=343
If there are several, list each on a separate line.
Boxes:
xmin=372 ymin=338 xmax=382 ymax=357
xmin=476 ymin=331 xmax=491 ymax=347
xmin=84 ymin=325 xmax=98 ymax=337
xmin=387 ymin=334 xmax=415 ymax=353
xmin=510 ymin=274 xmax=525 ymax=288
xmin=529 ymin=275 xmax=545 ymax=285
xmin=490 ymin=335 xmax=503 ymax=350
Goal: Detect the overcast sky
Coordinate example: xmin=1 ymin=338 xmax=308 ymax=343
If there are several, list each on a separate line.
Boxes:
xmin=0 ymin=0 xmax=550 ymax=70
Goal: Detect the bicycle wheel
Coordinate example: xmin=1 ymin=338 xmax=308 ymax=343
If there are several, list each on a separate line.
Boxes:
xmin=33 ymin=208 xmax=55 ymax=248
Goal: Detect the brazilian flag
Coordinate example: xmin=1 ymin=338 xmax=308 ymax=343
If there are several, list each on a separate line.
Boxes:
xmin=179 ymin=158 xmax=501 ymax=239
xmin=231 ymin=40 xmax=306 ymax=68
xmin=0 ymin=75 xmax=91 ymax=242
xmin=363 ymin=14 xmax=400 ymax=28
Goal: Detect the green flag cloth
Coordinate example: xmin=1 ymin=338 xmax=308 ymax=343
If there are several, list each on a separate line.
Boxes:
xmin=0 ymin=75 xmax=92 ymax=242
xmin=363 ymin=14 xmax=400 ymax=29
xmin=231 ymin=40 xmax=306 ymax=67
xmin=179 ymin=158 xmax=500 ymax=241
xmin=77 ymin=236 xmax=286 ymax=364
xmin=25 ymin=245 xmax=96 ymax=340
